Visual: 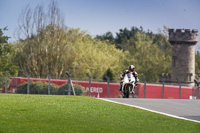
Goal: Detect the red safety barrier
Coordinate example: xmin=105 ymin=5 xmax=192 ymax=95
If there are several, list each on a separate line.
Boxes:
xmin=1 ymin=88 xmax=5 ymax=93
xmin=137 ymin=83 xmax=199 ymax=99
xmin=72 ymin=81 xmax=121 ymax=98
xmin=2 ymin=77 xmax=199 ymax=99
xmin=6 ymin=77 xmax=121 ymax=98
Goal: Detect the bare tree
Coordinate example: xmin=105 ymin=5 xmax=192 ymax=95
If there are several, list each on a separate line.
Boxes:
xmin=15 ymin=1 xmax=73 ymax=79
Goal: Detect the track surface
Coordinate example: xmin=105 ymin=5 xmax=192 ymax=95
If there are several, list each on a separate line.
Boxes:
xmin=102 ymin=98 xmax=200 ymax=123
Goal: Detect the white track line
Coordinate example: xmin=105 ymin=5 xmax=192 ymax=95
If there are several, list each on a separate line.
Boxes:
xmin=99 ymin=98 xmax=200 ymax=124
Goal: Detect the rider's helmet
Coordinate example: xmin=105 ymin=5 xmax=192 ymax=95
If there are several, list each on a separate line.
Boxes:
xmin=129 ymin=65 xmax=135 ymax=72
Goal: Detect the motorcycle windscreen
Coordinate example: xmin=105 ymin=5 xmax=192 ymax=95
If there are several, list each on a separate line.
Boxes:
xmin=127 ymin=73 xmax=135 ymax=83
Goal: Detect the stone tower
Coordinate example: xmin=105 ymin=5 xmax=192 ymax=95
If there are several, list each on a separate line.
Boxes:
xmin=168 ymin=29 xmax=198 ymax=86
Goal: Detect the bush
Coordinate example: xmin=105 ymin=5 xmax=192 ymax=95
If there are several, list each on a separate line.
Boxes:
xmin=17 ymin=81 xmax=85 ymax=96
xmin=58 ymin=83 xmax=86 ymax=96
xmin=17 ymin=81 xmax=59 ymax=95
xmin=103 ymin=68 xmax=116 ymax=82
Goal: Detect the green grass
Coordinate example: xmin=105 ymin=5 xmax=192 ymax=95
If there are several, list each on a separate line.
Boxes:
xmin=0 ymin=94 xmax=199 ymax=133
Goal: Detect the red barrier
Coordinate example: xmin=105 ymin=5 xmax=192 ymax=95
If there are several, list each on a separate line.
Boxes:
xmin=2 ymin=77 xmax=200 ymax=99
xmin=137 ymin=83 xmax=199 ymax=99
xmin=1 ymin=88 xmax=5 ymax=93
xmin=7 ymin=77 xmax=121 ymax=98
xmin=72 ymin=81 xmax=121 ymax=98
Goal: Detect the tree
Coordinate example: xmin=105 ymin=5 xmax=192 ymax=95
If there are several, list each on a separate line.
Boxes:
xmin=115 ymin=27 xmax=142 ymax=47
xmin=98 ymin=26 xmax=171 ymax=82
xmin=68 ymin=31 xmax=127 ymax=80
xmin=127 ymin=32 xmax=171 ymax=82
xmin=14 ymin=1 xmax=69 ymax=78
xmin=195 ymin=51 xmax=200 ymax=74
xmin=14 ymin=1 xmax=171 ymax=83
xmin=95 ymin=31 xmax=114 ymax=44
xmin=0 ymin=28 xmax=18 ymax=87
xmin=13 ymin=1 xmax=128 ymax=81
xmin=103 ymin=68 xmax=115 ymax=82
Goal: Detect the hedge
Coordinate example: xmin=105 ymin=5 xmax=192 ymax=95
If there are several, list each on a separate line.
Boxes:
xmin=58 ymin=83 xmax=86 ymax=96
xmin=17 ymin=81 xmax=85 ymax=96
xmin=17 ymin=81 xmax=59 ymax=95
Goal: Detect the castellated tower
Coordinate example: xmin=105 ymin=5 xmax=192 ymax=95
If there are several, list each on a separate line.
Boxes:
xmin=168 ymin=29 xmax=198 ymax=86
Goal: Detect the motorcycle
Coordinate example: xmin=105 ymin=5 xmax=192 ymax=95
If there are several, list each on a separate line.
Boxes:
xmin=121 ymin=72 xmax=136 ymax=98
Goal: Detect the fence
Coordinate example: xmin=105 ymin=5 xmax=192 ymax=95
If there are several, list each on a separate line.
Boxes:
xmin=1 ymin=74 xmax=200 ymax=99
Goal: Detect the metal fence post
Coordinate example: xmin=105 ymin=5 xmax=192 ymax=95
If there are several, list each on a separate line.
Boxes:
xmin=105 ymin=75 xmax=110 ymax=98
xmin=176 ymin=78 xmax=181 ymax=99
xmin=68 ymin=78 xmax=71 ymax=95
xmin=47 ymin=72 xmax=51 ymax=95
xmin=66 ymin=72 xmax=71 ymax=95
xmin=197 ymin=85 xmax=199 ymax=100
xmin=142 ymin=76 xmax=146 ymax=98
xmin=3 ymin=70 xmax=8 ymax=93
xmin=197 ymin=87 xmax=199 ymax=100
xmin=86 ymin=73 xmax=91 ymax=97
xmin=27 ymin=72 xmax=30 ymax=94
xmin=70 ymin=79 xmax=76 ymax=96
xmin=194 ymin=80 xmax=199 ymax=99
xmin=66 ymin=72 xmax=76 ymax=96
xmin=162 ymin=78 xmax=165 ymax=99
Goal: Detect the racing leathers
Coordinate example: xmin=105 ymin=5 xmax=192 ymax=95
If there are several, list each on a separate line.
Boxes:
xmin=119 ymin=70 xmax=139 ymax=91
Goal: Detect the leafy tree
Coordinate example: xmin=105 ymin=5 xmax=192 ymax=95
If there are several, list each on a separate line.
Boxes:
xmin=13 ymin=1 xmax=128 ymax=81
xmin=149 ymin=26 xmax=171 ymax=53
xmin=0 ymin=28 xmax=18 ymax=87
xmin=13 ymin=0 xmax=172 ymax=83
xmin=114 ymin=27 xmax=142 ymax=49
xmin=195 ymin=51 xmax=200 ymax=74
xmin=97 ymin=26 xmax=171 ymax=82
xmin=103 ymin=68 xmax=115 ymax=82
xmin=128 ymin=32 xmax=171 ymax=82
xmin=112 ymin=31 xmax=171 ymax=82
xmin=14 ymin=25 xmax=77 ymax=78
xmin=0 ymin=27 xmax=10 ymax=43
xmin=95 ymin=31 xmax=114 ymax=44
xmin=14 ymin=1 xmax=73 ymax=78
xmin=69 ymin=31 xmax=127 ymax=80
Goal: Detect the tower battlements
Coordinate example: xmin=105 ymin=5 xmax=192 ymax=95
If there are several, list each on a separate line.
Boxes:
xmin=160 ymin=28 xmax=199 ymax=87
xmin=168 ymin=29 xmax=198 ymax=44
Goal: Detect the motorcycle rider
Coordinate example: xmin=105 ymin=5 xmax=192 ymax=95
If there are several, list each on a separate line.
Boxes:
xmin=119 ymin=65 xmax=139 ymax=91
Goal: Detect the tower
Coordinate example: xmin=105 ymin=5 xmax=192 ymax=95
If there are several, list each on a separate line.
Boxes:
xmin=168 ymin=29 xmax=198 ymax=86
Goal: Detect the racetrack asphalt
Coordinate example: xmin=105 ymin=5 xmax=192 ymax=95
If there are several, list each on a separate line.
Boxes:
xmin=100 ymin=98 xmax=200 ymax=123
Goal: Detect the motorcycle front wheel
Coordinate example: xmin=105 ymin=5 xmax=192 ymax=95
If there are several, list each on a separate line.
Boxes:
xmin=125 ymin=86 xmax=130 ymax=98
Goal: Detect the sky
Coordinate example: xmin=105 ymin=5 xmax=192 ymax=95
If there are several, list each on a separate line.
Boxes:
xmin=0 ymin=0 xmax=200 ymax=47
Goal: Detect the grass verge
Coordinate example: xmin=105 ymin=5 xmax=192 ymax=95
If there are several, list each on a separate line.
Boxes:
xmin=0 ymin=94 xmax=199 ymax=133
